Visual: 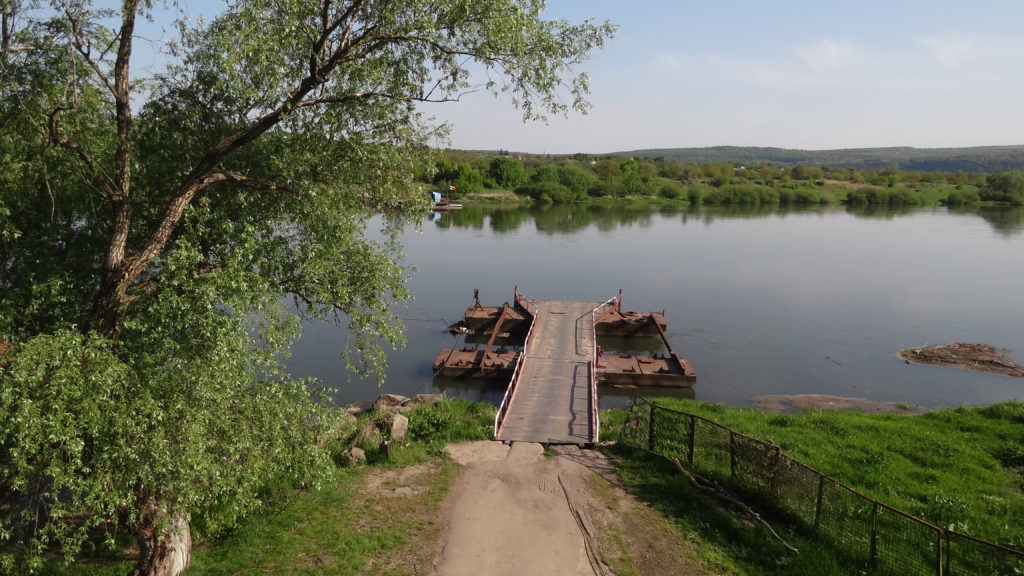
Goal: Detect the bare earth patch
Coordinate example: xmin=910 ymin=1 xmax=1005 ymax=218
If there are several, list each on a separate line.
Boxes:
xmin=898 ymin=342 xmax=1024 ymax=378
xmin=755 ymin=394 xmax=918 ymax=413
xmin=429 ymin=441 xmax=712 ymax=576
xmin=346 ymin=460 xmax=457 ymax=575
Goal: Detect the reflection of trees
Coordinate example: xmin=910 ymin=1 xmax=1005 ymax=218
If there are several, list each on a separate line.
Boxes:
xmin=489 ymin=208 xmax=532 ymax=233
xmin=435 ymin=202 xmax=1024 ymax=237
xmin=693 ymin=203 xmax=796 ymax=224
xmin=590 ymin=205 xmax=656 ymax=232
xmin=531 ymin=203 xmax=595 ymax=234
xmin=434 ymin=205 xmax=487 ymax=229
xmin=976 ymin=206 xmax=1024 ymax=237
xmin=844 ymin=204 xmax=917 ymax=220
xmin=528 ymin=204 xmax=663 ymax=235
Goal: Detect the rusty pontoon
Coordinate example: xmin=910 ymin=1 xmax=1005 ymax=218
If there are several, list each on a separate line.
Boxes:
xmin=433 ymin=288 xmax=696 ymax=387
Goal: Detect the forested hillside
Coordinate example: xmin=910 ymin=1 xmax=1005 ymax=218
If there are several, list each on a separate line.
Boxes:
xmin=620 ymin=145 xmax=1024 ymax=172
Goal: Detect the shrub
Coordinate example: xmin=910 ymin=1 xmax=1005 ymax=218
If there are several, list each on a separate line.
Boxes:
xmin=515 ymin=181 xmax=575 ymax=204
xmin=981 ymin=171 xmax=1024 ymax=205
xmin=704 ymin=183 xmax=779 ymax=205
xmin=686 ymin=183 xmax=711 ymax=205
xmin=658 ymin=182 xmax=684 ymax=200
xmin=944 ymin=188 xmax=980 ymax=206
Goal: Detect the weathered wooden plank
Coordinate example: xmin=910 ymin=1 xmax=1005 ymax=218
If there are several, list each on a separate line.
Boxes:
xmin=497 ymin=300 xmax=598 ymax=444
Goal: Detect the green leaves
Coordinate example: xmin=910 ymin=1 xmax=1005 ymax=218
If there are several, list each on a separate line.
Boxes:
xmin=1 ymin=1 xmax=613 ymax=570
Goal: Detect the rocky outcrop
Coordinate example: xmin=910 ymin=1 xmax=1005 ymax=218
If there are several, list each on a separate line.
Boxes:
xmin=412 ymin=393 xmax=445 ymax=406
xmin=372 ymin=393 xmax=410 ymax=411
xmin=343 ymin=446 xmax=367 ymax=466
xmin=389 ymin=413 xmax=409 ymax=444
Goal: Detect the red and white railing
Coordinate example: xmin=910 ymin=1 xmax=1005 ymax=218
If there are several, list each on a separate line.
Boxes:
xmin=587 ymin=295 xmax=618 ymax=443
xmin=494 ymin=289 xmax=539 ymax=439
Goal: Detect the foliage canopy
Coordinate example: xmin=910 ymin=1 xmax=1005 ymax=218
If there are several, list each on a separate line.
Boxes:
xmin=0 ymin=1 xmax=613 ymax=573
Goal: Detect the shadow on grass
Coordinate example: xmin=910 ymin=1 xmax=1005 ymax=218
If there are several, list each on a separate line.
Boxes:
xmin=606 ymin=445 xmax=858 ymax=576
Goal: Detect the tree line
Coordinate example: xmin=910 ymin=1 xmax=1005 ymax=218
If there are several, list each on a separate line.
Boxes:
xmin=623 ymin=144 xmax=1024 ymax=173
xmin=429 ymin=152 xmax=1024 ymax=207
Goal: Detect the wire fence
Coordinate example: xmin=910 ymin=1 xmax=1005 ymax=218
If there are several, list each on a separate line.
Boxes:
xmin=620 ymin=397 xmax=1024 ymax=576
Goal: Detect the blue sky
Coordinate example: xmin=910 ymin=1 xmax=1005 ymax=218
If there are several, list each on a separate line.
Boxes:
xmin=130 ymin=1 xmax=1024 ymax=153
xmin=427 ymin=1 xmax=1024 ymax=153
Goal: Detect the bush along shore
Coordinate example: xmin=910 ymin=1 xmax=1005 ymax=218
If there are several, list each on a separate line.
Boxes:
xmin=40 ymin=394 xmax=1023 ymax=575
xmin=429 ymin=150 xmax=1024 ymax=208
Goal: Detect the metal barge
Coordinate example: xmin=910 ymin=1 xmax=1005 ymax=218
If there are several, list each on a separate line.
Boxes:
xmin=433 ymin=288 xmax=696 ymax=387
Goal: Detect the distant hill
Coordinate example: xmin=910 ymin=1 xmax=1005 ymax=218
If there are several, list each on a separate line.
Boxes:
xmin=620 ymin=145 xmax=1024 ymax=173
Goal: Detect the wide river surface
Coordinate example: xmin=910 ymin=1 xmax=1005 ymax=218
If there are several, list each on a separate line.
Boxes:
xmin=287 ymin=203 xmax=1024 ymax=410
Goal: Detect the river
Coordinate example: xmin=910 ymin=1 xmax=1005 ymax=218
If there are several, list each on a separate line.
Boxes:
xmin=286 ymin=203 xmax=1024 ymax=410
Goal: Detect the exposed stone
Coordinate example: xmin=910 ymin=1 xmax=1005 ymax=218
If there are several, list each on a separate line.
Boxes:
xmin=354 ymin=419 xmax=383 ymax=448
xmin=389 ymin=413 xmax=409 ymax=444
xmin=373 ymin=393 xmax=410 ymax=411
xmin=411 ymin=393 xmax=445 ymax=406
xmin=343 ymin=446 xmax=366 ymax=466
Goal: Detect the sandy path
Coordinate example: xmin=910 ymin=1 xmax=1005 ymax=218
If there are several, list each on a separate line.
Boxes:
xmin=432 ymin=442 xmax=603 ymax=576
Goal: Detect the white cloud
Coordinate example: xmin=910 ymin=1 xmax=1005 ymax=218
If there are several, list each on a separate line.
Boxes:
xmin=919 ymin=35 xmax=980 ymax=67
xmin=649 ymin=51 xmax=725 ymax=74
xmin=795 ymin=39 xmax=862 ymax=71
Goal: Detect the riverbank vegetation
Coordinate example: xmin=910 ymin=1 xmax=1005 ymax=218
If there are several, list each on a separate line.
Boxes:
xmin=429 ymin=150 xmax=1024 ymax=209
xmin=38 ymin=398 xmax=1023 ymax=575
xmin=602 ymin=399 xmax=1024 ymax=554
xmin=35 ymin=398 xmax=492 ymax=575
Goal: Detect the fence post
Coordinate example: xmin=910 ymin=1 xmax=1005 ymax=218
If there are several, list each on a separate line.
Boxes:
xmin=687 ymin=415 xmax=696 ymax=465
xmin=813 ymin=475 xmax=825 ymax=532
xmin=729 ymin=431 xmax=737 ymax=480
xmin=869 ymin=502 xmax=879 ymax=571
xmin=943 ymin=531 xmax=950 ymax=576
xmin=936 ymin=529 xmax=944 ymax=576
xmin=647 ymin=405 xmax=656 ymax=452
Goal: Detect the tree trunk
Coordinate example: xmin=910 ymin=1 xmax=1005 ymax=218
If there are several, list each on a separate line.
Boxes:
xmin=132 ymin=511 xmax=192 ymax=576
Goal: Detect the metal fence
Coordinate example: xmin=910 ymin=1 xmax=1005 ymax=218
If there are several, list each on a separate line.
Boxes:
xmin=621 ymin=397 xmax=1024 ymax=576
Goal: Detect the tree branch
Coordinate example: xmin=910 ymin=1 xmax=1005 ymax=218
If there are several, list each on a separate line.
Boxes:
xmin=44 ymin=106 xmax=119 ymax=198
xmin=211 ymin=171 xmax=302 ymax=196
xmin=65 ymin=9 xmax=116 ymax=97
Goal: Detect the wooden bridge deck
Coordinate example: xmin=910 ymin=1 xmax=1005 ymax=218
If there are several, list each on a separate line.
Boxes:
xmin=496 ymin=300 xmax=599 ymax=444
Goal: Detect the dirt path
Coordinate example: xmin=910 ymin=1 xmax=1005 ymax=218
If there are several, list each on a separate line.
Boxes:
xmin=431 ymin=441 xmax=711 ymax=576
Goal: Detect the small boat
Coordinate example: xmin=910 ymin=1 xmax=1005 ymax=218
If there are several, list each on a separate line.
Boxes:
xmin=429 ymin=190 xmax=462 ymax=210
xmin=446 ymin=320 xmax=472 ymax=334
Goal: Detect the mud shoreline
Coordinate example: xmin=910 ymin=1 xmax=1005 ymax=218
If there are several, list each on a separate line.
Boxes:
xmin=897 ymin=342 xmax=1024 ymax=379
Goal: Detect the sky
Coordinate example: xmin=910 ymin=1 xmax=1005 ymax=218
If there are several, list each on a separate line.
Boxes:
xmin=126 ymin=1 xmax=1024 ymax=154
xmin=424 ymin=0 xmax=1024 ymax=154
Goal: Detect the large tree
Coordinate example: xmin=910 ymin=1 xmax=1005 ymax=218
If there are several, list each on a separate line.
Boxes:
xmin=0 ymin=1 xmax=613 ymax=574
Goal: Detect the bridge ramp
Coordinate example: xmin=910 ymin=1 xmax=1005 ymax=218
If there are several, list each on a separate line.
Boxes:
xmin=496 ymin=300 xmax=598 ymax=444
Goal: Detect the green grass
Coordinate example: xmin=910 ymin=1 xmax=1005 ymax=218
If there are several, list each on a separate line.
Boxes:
xmin=186 ymin=398 xmax=495 ymax=574
xmin=187 ymin=461 xmax=459 ymax=575
xmin=35 ymin=397 xmax=494 ymax=574
xmin=607 ymin=446 xmax=853 ymax=575
xmin=608 ymin=399 xmax=1024 ymax=549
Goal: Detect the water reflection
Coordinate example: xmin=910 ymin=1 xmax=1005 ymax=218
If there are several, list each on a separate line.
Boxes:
xmin=975 ymin=205 xmax=1024 ymax=236
xmin=292 ymin=203 xmax=1024 ymax=410
xmin=432 ymin=202 xmax=1007 ymax=233
xmin=844 ymin=204 xmax=921 ymax=220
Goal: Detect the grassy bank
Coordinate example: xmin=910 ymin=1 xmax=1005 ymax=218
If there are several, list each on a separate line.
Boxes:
xmin=46 ymin=398 xmax=494 ymax=575
xmin=187 ymin=462 xmax=459 ymax=575
xmin=608 ymin=447 xmax=852 ymax=575
xmin=603 ymin=400 xmax=1024 ymax=549
xmin=50 ymin=398 xmax=1022 ymax=574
